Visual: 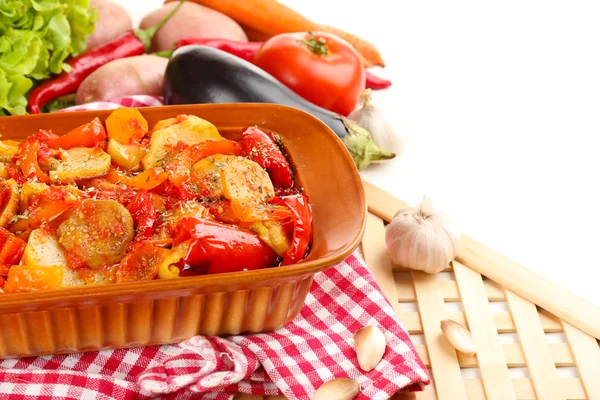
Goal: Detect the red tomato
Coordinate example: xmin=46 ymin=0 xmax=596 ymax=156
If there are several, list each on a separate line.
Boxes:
xmin=254 ymin=32 xmax=365 ymax=116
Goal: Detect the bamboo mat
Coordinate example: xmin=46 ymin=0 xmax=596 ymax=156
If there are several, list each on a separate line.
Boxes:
xmin=236 ymin=182 xmax=600 ymax=400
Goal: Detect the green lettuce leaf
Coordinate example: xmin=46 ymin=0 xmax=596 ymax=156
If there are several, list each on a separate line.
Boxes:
xmin=0 ymin=0 xmax=96 ymax=115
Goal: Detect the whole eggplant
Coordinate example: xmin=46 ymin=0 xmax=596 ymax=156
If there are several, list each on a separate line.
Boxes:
xmin=163 ymin=45 xmax=394 ymax=170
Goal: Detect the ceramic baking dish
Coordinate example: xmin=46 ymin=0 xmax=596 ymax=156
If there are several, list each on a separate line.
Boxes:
xmin=0 ymin=103 xmax=366 ymax=358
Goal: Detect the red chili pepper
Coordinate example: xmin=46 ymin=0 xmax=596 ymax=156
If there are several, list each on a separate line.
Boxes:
xmin=365 ymin=70 xmax=392 ymax=90
xmin=174 ymin=217 xmax=277 ymax=274
xmin=240 ymin=127 xmax=293 ymax=188
xmin=172 ymin=37 xmax=392 ymax=90
xmin=127 ymin=190 xmax=157 ymax=240
xmin=271 ymin=194 xmax=312 ymax=265
xmin=175 ymin=38 xmax=262 ymax=63
xmin=47 ymin=117 xmax=107 ymax=149
xmin=0 ymin=228 xmax=26 ymax=274
xmin=27 ymin=1 xmax=186 ymax=114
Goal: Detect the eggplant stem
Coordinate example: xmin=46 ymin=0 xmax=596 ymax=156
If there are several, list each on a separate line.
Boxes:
xmin=340 ymin=117 xmax=395 ymax=170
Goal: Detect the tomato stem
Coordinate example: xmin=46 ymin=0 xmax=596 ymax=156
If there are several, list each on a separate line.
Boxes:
xmin=300 ymin=32 xmax=329 ymax=56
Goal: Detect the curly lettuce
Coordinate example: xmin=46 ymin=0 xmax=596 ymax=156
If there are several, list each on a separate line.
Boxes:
xmin=0 ymin=0 xmax=97 ymax=115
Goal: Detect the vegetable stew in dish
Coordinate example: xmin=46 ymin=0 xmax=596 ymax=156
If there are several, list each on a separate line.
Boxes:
xmin=0 ymin=108 xmax=312 ymax=293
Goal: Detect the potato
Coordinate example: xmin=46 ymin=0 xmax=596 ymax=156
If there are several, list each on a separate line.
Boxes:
xmin=24 ymin=229 xmax=88 ymax=288
xmin=75 ymin=55 xmax=168 ymax=105
xmin=86 ymin=0 xmax=132 ymax=50
xmin=191 ymin=154 xmax=238 ymax=199
xmin=250 ymin=221 xmax=290 ymax=256
xmin=57 ymin=199 xmax=134 ymax=269
xmin=0 ymin=179 xmax=19 ymax=227
xmin=19 ymin=181 xmax=49 ymax=213
xmin=24 ymin=229 xmax=67 ymax=267
xmin=221 ymin=157 xmax=275 ymax=222
xmin=107 ymin=140 xmax=144 ymax=170
xmin=49 ymin=147 xmax=111 ymax=183
xmin=0 ymin=141 xmax=18 ymax=163
xmin=143 ymin=115 xmax=222 ymax=169
xmin=0 ymin=163 xmax=7 ymax=180
xmin=139 ymin=2 xmax=247 ymax=52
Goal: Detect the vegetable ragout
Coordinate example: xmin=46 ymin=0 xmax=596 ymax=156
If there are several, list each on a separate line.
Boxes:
xmin=0 ymin=108 xmax=312 ymax=293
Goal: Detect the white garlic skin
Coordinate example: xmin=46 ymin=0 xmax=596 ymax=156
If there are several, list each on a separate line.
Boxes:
xmin=353 ymin=325 xmax=387 ymax=371
xmin=385 ymin=196 xmax=460 ymax=274
xmin=348 ymin=89 xmax=409 ymax=156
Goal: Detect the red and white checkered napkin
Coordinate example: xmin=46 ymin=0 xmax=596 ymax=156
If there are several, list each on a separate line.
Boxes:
xmin=0 ymin=98 xmax=430 ymax=399
xmin=0 ymin=253 xmax=429 ymax=400
xmin=56 ymin=95 xmax=164 ymax=112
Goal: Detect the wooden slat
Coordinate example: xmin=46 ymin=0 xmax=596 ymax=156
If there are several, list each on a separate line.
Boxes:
xmin=462 ymin=378 xmax=587 ymax=400
xmin=363 ymin=180 xmax=407 ymax=222
xmin=413 ymin=342 xmax=575 ymax=368
xmin=412 ymin=271 xmax=468 ymax=399
xmin=399 ymin=309 xmax=562 ymax=334
xmin=243 ymin=377 xmax=588 ymax=400
xmin=362 ymin=213 xmax=400 ymax=314
xmin=562 ymin=321 xmax=600 ymax=399
xmin=364 ymin=180 xmax=600 ymax=339
xmin=505 ymin=290 xmax=564 ymax=399
xmin=453 ymin=261 xmax=516 ymax=400
xmin=456 ymin=235 xmax=600 ymax=340
xmin=396 ymin=277 xmax=505 ymax=302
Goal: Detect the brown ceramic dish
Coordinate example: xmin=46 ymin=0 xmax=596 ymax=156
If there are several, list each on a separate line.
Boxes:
xmin=0 ymin=103 xmax=366 ymax=358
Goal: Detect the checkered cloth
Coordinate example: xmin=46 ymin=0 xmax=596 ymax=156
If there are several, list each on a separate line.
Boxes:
xmin=0 ymin=98 xmax=430 ymax=399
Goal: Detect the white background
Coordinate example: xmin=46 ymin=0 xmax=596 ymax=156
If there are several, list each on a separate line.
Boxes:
xmin=116 ymin=0 xmax=600 ymax=307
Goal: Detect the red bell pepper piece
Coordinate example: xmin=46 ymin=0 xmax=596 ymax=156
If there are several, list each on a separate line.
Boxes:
xmin=9 ymin=200 xmax=77 ymax=234
xmin=127 ymin=190 xmax=157 ymax=240
xmin=5 ymin=164 xmax=26 ymax=184
xmin=47 ymin=118 xmax=107 ymax=150
xmin=174 ymin=217 xmax=277 ymax=274
xmin=240 ymin=127 xmax=293 ymax=188
xmin=166 ymin=139 xmax=241 ymax=186
xmin=15 ymin=135 xmax=50 ymax=183
xmin=271 ymin=194 xmax=312 ymax=265
xmin=0 ymin=228 xmax=26 ymax=275
xmin=116 ymin=243 xmax=167 ymax=283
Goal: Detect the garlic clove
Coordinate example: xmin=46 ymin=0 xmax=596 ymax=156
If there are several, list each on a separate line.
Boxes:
xmin=440 ymin=319 xmax=477 ymax=355
xmin=313 ymin=378 xmax=360 ymax=400
xmin=353 ymin=325 xmax=387 ymax=371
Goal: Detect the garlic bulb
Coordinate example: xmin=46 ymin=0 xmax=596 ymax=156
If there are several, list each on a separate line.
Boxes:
xmin=385 ymin=196 xmax=460 ymax=273
xmin=348 ymin=89 xmax=408 ymax=156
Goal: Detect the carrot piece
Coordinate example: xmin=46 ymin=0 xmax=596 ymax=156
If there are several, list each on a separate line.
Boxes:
xmin=4 ymin=265 xmax=63 ymax=293
xmin=127 ymin=168 xmax=168 ymax=190
xmin=105 ymin=167 xmax=167 ymax=190
xmin=106 ymin=108 xmax=149 ymax=144
xmin=165 ymin=0 xmax=384 ymax=66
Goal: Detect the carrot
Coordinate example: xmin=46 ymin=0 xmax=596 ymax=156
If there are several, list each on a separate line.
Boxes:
xmin=239 ymin=23 xmax=273 ymax=42
xmin=165 ymin=0 xmax=385 ymax=66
